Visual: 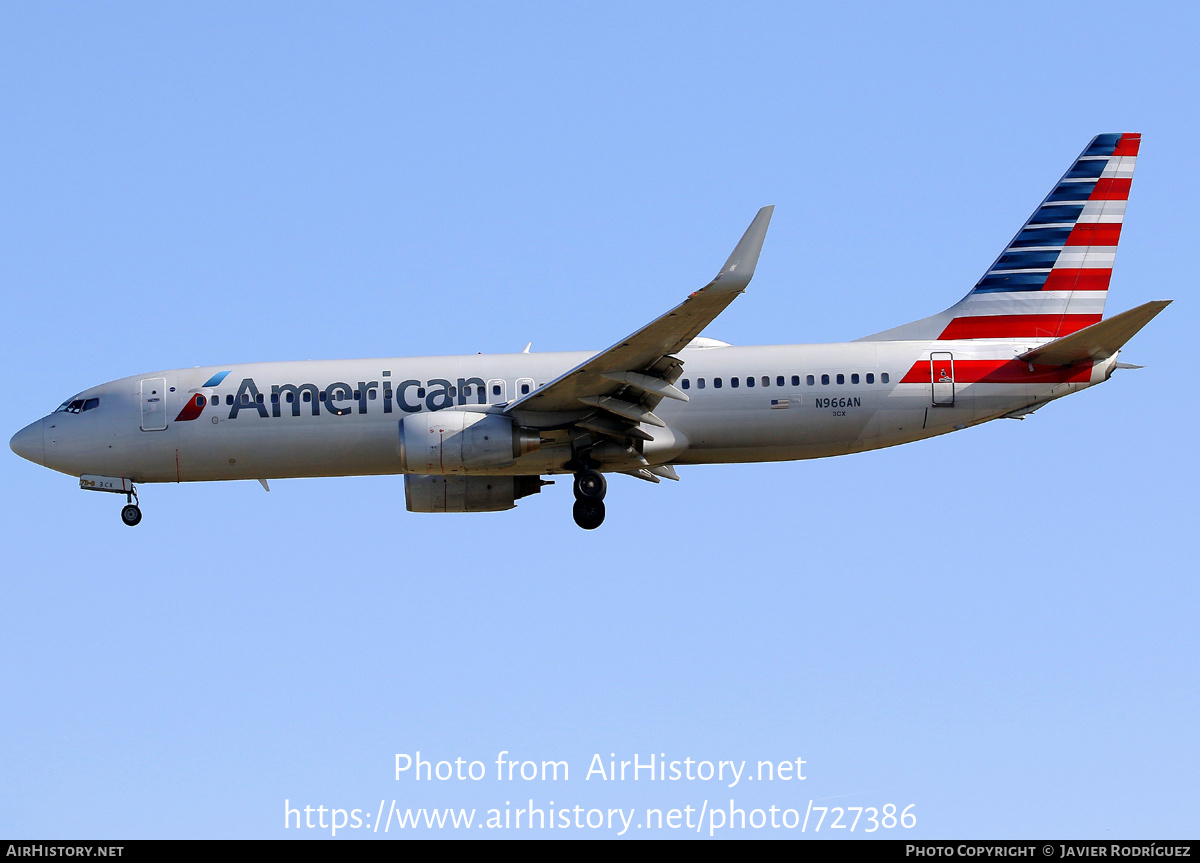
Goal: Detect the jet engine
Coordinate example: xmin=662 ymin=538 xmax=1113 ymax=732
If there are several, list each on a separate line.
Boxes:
xmin=404 ymin=474 xmax=546 ymax=513
xmin=398 ymin=411 xmax=541 ymax=474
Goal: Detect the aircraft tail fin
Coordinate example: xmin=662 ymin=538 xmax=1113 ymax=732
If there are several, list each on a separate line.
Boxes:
xmin=859 ymin=134 xmax=1140 ymax=342
xmin=1017 ymin=300 xmax=1170 ymax=366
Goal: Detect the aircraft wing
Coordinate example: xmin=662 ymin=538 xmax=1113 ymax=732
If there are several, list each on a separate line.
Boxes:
xmin=503 ymin=206 xmax=773 ymax=433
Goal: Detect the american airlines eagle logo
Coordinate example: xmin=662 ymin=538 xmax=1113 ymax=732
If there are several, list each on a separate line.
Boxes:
xmin=173 ymin=371 xmax=231 ymax=422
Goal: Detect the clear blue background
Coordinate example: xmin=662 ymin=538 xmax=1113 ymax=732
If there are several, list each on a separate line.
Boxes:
xmin=2 ymin=1 xmax=1196 ymax=839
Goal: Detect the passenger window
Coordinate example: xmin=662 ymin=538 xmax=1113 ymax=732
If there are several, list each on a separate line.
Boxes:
xmin=745 ymin=377 xmax=754 ymax=387
xmin=226 ymin=394 xmax=234 ymax=405
xmin=449 ymin=387 xmax=457 ymax=397
xmin=320 ymin=392 xmax=326 ymax=401
xmin=286 ymin=393 xmax=294 ymax=403
xmin=256 ymin=393 xmax=264 ymax=404
xmin=697 ymin=378 xmax=706 ymax=389
xmin=807 ymin=375 xmax=814 ymax=386
xmin=881 ymin=373 xmax=890 ymax=383
xmin=417 ymin=388 xmax=426 ymax=398
xmin=731 ymin=377 xmax=739 ymax=388
xmin=384 ymin=389 xmax=392 ymax=400
xmin=866 ymin=373 xmax=875 ymax=384
xmin=821 ymin=374 xmax=830 ymax=385
xmin=714 ymin=378 xmax=723 ymax=388
xmin=303 ymin=392 xmax=311 ymax=402
xmin=836 ymin=374 xmax=845 ymax=385
xmin=520 ymin=383 xmax=530 ymax=394
xmin=764 ymin=376 xmax=772 ymax=387
xmin=353 ymin=390 xmax=361 ymax=399
xmin=270 ymin=394 xmax=279 ymax=404
xmin=851 ymin=373 xmax=860 ymax=384
xmin=369 ymin=389 xmax=377 ymax=400
xmin=681 ymin=379 xmax=690 ymax=390
xmin=492 ymin=385 xmax=502 ymax=395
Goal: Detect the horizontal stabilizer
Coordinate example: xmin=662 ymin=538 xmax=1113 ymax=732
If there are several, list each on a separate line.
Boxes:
xmin=1018 ymin=300 xmax=1171 ymax=366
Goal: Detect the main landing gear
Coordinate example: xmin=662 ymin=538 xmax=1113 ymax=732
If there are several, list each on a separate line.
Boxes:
xmin=571 ymin=468 xmax=607 ymax=530
xmin=120 ymin=486 xmax=142 ymax=527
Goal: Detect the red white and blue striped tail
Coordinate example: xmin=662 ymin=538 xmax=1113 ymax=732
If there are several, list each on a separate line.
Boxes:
xmin=859 ymin=134 xmax=1139 ymax=342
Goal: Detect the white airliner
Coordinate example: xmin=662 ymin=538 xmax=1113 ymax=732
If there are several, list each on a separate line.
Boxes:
xmin=10 ymin=134 xmax=1169 ymax=529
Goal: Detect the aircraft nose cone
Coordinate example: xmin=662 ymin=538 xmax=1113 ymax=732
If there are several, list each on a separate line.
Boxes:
xmin=10 ymin=418 xmax=45 ymax=465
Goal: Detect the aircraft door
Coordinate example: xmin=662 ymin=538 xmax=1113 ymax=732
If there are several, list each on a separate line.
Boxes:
xmin=487 ymin=379 xmax=507 ymax=405
xmin=930 ymin=352 xmax=955 ymax=407
xmin=140 ymin=377 xmax=168 ymax=430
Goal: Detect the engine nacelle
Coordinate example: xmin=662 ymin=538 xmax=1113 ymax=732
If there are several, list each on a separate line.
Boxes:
xmin=404 ymin=474 xmax=545 ymax=513
xmin=398 ymin=411 xmax=540 ymax=474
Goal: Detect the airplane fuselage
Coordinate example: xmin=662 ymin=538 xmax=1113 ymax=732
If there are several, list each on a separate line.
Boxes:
xmin=19 ymin=338 xmax=1111 ymax=484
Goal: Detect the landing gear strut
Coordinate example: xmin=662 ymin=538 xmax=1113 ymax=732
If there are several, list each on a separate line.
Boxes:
xmin=571 ymin=468 xmax=606 ymax=530
xmin=120 ymin=486 xmax=141 ymax=527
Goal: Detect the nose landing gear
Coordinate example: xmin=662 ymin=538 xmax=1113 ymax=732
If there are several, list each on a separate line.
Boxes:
xmin=120 ymin=486 xmax=141 ymax=527
xmin=79 ymin=475 xmax=144 ymax=526
xmin=571 ymin=468 xmax=606 ymax=530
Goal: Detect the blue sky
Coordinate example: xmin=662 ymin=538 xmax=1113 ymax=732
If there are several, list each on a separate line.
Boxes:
xmin=2 ymin=2 xmax=1197 ymax=839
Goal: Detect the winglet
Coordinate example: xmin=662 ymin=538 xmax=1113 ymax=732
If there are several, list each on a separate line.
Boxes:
xmin=708 ymin=205 xmax=774 ymax=294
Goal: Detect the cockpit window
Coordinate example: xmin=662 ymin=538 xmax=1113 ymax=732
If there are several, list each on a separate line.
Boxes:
xmin=54 ymin=396 xmax=100 ymax=414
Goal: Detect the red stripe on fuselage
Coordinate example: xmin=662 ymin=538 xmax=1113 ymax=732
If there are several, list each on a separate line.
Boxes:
xmin=1042 ymin=269 xmax=1112 ymax=291
xmin=901 ymin=359 xmax=1093 ymax=385
xmin=937 ymin=314 xmax=1101 ymax=340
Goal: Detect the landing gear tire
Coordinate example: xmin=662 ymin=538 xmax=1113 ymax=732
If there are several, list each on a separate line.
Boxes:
xmin=573 ymin=469 xmax=606 ymax=501
xmin=120 ymin=504 xmax=142 ymax=527
xmin=572 ymin=499 xmax=605 ymax=530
